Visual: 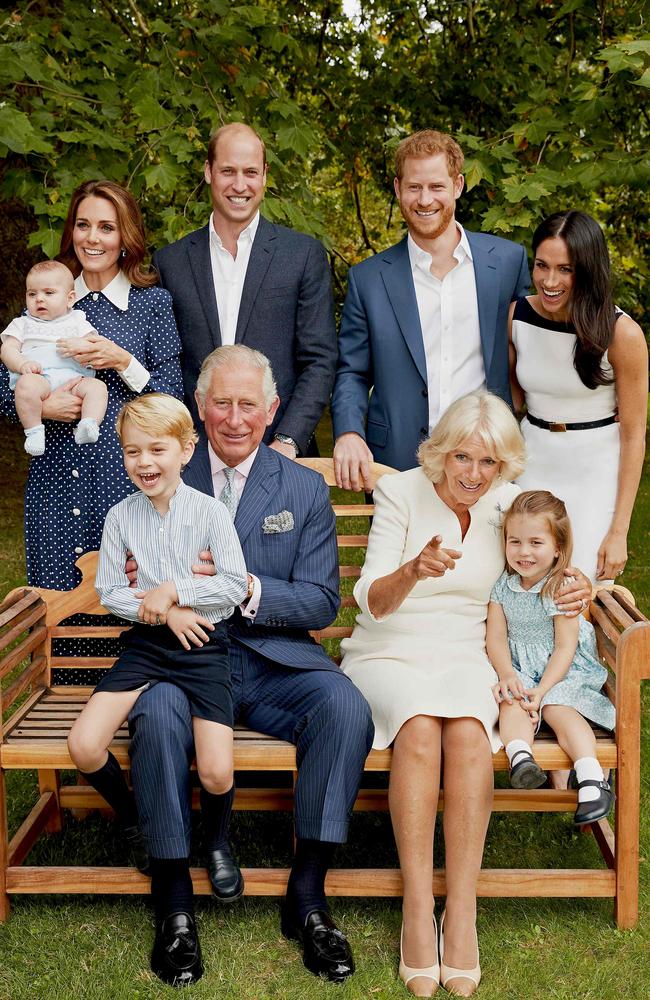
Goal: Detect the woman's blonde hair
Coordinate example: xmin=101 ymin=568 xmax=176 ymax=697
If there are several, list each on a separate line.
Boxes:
xmin=417 ymin=392 xmax=525 ymax=484
xmin=116 ymin=394 xmax=198 ymax=448
xmin=502 ymin=490 xmax=573 ymax=598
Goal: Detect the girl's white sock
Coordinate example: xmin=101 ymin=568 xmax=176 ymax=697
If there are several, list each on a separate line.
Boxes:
xmin=575 ymin=756 xmax=604 ymax=803
xmin=505 ymin=739 xmax=532 ymax=764
xmin=24 ymin=424 xmax=45 ymax=456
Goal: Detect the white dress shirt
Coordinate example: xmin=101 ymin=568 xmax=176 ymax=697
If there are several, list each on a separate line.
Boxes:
xmin=408 ymin=225 xmax=485 ymax=430
xmin=208 ymin=443 xmax=262 ymax=619
xmin=74 ymin=271 xmax=150 ymax=392
xmin=208 ymin=212 xmax=260 ymax=345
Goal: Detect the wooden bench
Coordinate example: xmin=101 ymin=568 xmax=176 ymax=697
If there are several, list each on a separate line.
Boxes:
xmin=1 ymin=458 xmax=648 ymax=927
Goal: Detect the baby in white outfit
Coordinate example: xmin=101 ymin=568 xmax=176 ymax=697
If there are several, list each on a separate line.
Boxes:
xmin=1 ymin=260 xmax=108 ymax=455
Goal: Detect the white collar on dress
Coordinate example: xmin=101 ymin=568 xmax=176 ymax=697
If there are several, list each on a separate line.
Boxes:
xmin=74 ymin=269 xmax=131 ymax=311
xmin=505 ymin=571 xmax=550 ymax=594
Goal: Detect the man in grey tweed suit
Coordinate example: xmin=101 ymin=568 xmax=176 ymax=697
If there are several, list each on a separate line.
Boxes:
xmin=129 ymin=345 xmax=374 ymax=985
xmin=152 ymin=122 xmax=337 ymax=459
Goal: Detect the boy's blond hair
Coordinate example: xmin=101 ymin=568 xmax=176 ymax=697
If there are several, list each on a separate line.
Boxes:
xmin=116 ymin=393 xmax=198 ymax=448
xmin=27 ymin=260 xmax=74 ymax=289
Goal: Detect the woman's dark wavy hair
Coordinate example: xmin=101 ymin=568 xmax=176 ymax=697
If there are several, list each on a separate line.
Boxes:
xmin=58 ymin=180 xmax=157 ymax=288
xmin=532 ymin=211 xmax=615 ymax=389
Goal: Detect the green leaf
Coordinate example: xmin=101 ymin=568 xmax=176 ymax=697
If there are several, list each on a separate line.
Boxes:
xmin=27 ymin=226 xmax=61 ymax=258
xmin=464 ymin=158 xmax=493 ymax=191
xmin=143 ymin=159 xmax=184 ymax=193
xmin=0 ymin=106 xmax=52 ymax=154
xmin=276 ymin=124 xmax=313 ymax=158
xmin=132 ymin=95 xmax=175 ymax=132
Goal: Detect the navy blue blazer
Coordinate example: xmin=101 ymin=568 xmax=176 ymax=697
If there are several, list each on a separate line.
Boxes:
xmin=182 ymin=442 xmax=340 ymax=671
xmin=331 ymin=231 xmax=530 ymax=471
xmin=152 ymin=216 xmax=337 ymax=456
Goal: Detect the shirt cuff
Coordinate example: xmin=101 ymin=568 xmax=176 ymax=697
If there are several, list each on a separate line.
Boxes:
xmin=119 ymin=355 xmax=150 ymax=392
xmin=241 ymin=574 xmax=261 ymax=619
xmin=174 ymin=579 xmax=196 ymax=608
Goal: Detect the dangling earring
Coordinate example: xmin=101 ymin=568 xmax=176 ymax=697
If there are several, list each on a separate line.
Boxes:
xmin=121 ymin=248 xmax=126 ymax=258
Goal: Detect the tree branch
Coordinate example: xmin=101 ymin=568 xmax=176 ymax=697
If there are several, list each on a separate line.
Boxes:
xmin=352 ymin=174 xmax=377 ymax=253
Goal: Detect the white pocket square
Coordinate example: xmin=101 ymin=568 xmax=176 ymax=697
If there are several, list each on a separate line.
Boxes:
xmin=262 ymin=510 xmax=294 ymax=533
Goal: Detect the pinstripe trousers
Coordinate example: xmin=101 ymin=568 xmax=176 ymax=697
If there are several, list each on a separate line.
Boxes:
xmin=128 ymin=642 xmax=374 ymax=858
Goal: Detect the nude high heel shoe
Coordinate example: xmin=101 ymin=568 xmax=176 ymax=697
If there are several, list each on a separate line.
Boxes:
xmin=439 ymin=911 xmax=481 ymax=997
xmin=399 ymin=915 xmax=440 ymax=997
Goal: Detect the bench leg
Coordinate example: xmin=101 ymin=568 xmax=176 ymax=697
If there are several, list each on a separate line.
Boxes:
xmin=38 ymin=769 xmax=63 ymax=834
xmin=0 ymin=768 xmax=10 ymax=921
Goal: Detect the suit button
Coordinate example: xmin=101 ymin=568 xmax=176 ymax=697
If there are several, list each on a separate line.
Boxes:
xmin=421 ymin=389 xmax=428 ymax=397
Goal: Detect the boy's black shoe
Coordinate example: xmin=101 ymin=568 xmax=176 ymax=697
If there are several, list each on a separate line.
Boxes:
xmin=281 ymin=901 xmax=355 ymax=983
xmin=205 ymin=845 xmax=244 ymax=901
xmin=150 ymin=912 xmax=203 ymax=987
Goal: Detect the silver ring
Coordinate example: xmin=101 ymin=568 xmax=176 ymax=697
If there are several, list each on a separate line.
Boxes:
xmin=155 ymin=615 xmax=161 ymax=625
xmin=581 ymin=599 xmax=587 ymax=609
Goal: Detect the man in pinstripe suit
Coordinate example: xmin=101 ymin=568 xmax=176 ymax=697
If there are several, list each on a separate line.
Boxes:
xmin=128 ymin=345 xmax=374 ymax=985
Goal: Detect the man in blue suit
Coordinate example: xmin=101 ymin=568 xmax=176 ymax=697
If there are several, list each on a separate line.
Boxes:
xmin=153 ymin=122 xmax=337 ymax=458
xmin=331 ymin=129 xmax=530 ymax=489
xmin=129 ymin=345 xmax=373 ymax=986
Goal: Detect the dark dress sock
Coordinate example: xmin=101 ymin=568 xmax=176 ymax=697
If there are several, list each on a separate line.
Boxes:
xmin=149 ymin=857 xmax=195 ymax=924
xmin=286 ymin=838 xmax=336 ymax=923
xmin=200 ymin=784 xmax=235 ymax=852
xmin=81 ymin=750 xmax=138 ymax=827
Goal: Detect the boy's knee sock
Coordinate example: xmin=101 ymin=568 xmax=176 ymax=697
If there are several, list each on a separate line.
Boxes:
xmin=200 ymin=784 xmax=234 ymax=852
xmin=81 ymin=750 xmax=138 ymax=827
xmin=149 ymin=857 xmax=194 ymax=924
xmin=286 ymin=838 xmax=336 ymax=922
xmin=575 ymin=756 xmax=605 ymax=803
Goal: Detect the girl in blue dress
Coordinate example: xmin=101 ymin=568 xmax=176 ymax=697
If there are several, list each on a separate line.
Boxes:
xmin=0 ymin=180 xmax=183 ymax=592
xmin=486 ymin=489 xmax=615 ymax=825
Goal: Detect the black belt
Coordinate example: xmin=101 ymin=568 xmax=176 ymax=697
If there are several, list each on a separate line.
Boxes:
xmin=526 ymin=413 xmax=617 ymax=432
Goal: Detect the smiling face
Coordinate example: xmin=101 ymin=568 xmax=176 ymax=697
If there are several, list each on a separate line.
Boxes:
xmin=394 ymin=153 xmax=463 ymax=244
xmin=505 ymin=512 xmax=559 ymax=587
xmin=121 ymin=421 xmax=195 ymax=514
xmin=436 ymin=434 xmax=501 ymax=512
xmin=532 ymin=236 xmax=575 ymax=321
xmin=204 ymin=128 xmax=267 ymax=236
xmin=26 ymin=273 xmax=75 ymax=321
xmin=196 ymin=364 xmax=279 ymax=467
xmin=72 ymin=196 xmax=122 ymax=289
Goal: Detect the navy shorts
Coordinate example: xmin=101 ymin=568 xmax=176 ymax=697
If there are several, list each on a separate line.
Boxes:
xmin=94 ymin=622 xmax=232 ymax=727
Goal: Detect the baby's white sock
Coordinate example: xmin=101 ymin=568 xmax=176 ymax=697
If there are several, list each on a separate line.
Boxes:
xmin=24 ymin=424 xmax=45 ymax=456
xmin=74 ymin=418 xmax=100 ymax=445
xmin=575 ymin=756 xmax=605 ymax=803
xmin=505 ymin=739 xmax=532 ymax=764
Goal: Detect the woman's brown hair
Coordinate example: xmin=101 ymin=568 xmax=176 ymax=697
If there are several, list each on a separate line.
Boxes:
xmin=58 ymin=180 xmax=157 ymax=288
xmin=502 ymin=490 xmax=573 ymax=598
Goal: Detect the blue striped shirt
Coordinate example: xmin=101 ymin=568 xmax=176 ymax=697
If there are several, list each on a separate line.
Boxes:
xmin=96 ymin=480 xmax=248 ymax=623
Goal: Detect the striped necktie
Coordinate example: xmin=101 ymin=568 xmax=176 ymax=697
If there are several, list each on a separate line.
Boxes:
xmin=219 ymin=467 xmax=239 ymax=521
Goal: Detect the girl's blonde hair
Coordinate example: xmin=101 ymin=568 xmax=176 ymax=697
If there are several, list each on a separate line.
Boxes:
xmin=417 ymin=391 xmax=526 ymax=484
xmin=502 ymin=490 xmax=573 ymax=597
xmin=116 ymin=393 xmax=198 ymax=448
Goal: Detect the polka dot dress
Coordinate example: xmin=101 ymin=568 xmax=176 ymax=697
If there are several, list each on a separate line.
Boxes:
xmin=0 ymin=283 xmax=183 ymax=684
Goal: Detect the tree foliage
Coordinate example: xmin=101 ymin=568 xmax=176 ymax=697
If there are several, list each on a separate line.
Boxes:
xmin=1 ymin=1 xmax=648 ymax=320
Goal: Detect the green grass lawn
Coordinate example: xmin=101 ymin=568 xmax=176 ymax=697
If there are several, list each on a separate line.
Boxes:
xmin=0 ymin=416 xmax=648 ymax=1000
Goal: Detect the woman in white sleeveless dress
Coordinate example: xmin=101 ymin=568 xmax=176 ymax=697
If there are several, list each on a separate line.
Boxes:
xmin=510 ymin=211 xmax=647 ymax=584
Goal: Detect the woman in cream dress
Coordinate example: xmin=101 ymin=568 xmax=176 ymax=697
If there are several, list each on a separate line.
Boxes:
xmin=341 ymin=393 xmax=587 ymax=998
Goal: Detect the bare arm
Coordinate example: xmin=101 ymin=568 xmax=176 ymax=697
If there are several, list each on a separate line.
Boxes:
xmin=507 ymin=300 xmax=525 ymax=414
xmin=486 ymin=601 xmax=526 ymax=703
xmin=525 ymin=613 xmax=579 ymax=711
xmin=367 ymin=534 xmax=461 ymax=620
xmin=1 ymin=337 xmax=36 ymax=374
xmin=596 ymin=314 xmax=648 ymax=579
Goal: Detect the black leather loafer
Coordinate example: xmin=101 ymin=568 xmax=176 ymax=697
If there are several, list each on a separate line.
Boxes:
xmin=123 ymin=824 xmax=150 ymax=876
xmin=205 ymin=846 xmax=244 ymax=901
xmin=574 ymin=779 xmax=614 ymax=825
xmin=150 ymin=911 xmax=203 ymax=987
xmin=281 ymin=902 xmax=355 ymax=983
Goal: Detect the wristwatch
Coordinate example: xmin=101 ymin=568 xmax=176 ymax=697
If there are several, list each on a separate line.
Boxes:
xmin=273 ymin=433 xmax=299 ymax=457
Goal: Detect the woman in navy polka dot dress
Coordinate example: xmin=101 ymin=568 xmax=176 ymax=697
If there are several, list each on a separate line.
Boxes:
xmin=0 ymin=180 xmax=183 ymax=590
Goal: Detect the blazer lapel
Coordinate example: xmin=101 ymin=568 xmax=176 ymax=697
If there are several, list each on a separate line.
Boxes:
xmin=182 ymin=438 xmax=214 ymax=496
xmin=236 ymin=216 xmax=276 ymax=343
xmin=234 ymin=445 xmax=281 ymax=546
xmin=467 ymin=232 xmax=499 ymax=377
xmin=186 ymin=225 xmax=222 ymax=349
xmin=380 ymin=238 xmax=427 ymax=384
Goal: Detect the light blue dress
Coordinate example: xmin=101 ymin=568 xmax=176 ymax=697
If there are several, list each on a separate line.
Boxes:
xmin=490 ymin=571 xmax=615 ymax=731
